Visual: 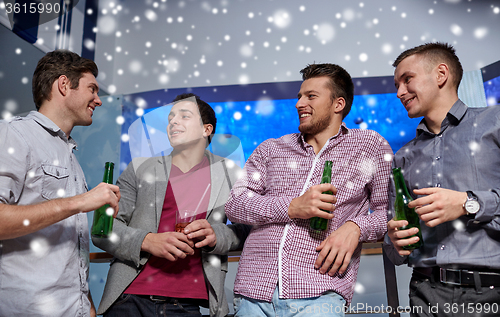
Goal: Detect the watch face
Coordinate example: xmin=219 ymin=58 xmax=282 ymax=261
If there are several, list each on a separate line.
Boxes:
xmin=465 ymin=200 xmax=480 ymax=214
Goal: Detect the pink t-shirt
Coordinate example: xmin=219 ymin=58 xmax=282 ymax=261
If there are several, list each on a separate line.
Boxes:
xmin=125 ymin=156 xmax=211 ymax=300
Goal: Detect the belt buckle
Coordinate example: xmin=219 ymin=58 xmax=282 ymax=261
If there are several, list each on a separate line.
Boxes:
xmin=150 ymin=295 xmax=168 ymax=302
xmin=439 ymin=268 xmax=462 ymax=285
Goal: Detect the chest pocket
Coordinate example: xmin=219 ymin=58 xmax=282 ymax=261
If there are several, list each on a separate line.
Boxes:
xmin=41 ymin=164 xmax=70 ymax=200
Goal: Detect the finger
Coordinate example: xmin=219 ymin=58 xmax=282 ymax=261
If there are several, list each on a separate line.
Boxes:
xmin=195 ymin=235 xmax=216 ymax=248
xmin=184 ymin=220 xmax=210 ymax=234
xmin=320 ymin=249 xmax=339 ymax=275
xmin=388 ymin=219 xmax=408 ymax=230
xmin=413 ymin=187 xmax=439 ymax=195
xmin=316 ymin=239 xmax=327 ymax=252
xmin=395 ymin=227 xmax=419 ymax=239
xmin=314 ymin=244 xmax=330 ymax=269
xmin=337 ymin=252 xmax=352 ymax=275
xmin=409 ymin=196 xmax=433 ymax=208
xmin=315 ymin=183 xmax=338 ymax=195
xmin=187 ymin=228 xmax=211 ymax=241
xmin=395 ymin=236 xmax=420 ymax=249
xmin=424 ymin=218 xmax=442 ymax=228
xmin=328 ymin=250 xmax=348 ymax=276
xmin=319 ymin=193 xmax=336 ymax=204
xmin=173 ymin=233 xmax=196 ymax=248
xmin=312 ymin=209 xmax=335 ymax=220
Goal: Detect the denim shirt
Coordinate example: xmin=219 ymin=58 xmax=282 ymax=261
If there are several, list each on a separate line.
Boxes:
xmin=0 ymin=111 xmax=90 ymax=316
xmin=384 ymin=100 xmax=500 ymax=270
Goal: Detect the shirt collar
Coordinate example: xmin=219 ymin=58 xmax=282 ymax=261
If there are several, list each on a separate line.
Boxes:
xmin=416 ymin=99 xmax=467 ymax=136
xmin=27 ymin=111 xmax=77 ymax=147
xmin=298 ymin=122 xmax=350 ymax=147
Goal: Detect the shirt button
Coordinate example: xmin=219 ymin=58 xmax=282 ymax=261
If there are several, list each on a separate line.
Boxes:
xmin=440 ymin=245 xmax=446 ymax=250
xmin=436 ymin=183 xmax=441 ymax=187
xmin=435 ymin=156 xmax=441 ymax=160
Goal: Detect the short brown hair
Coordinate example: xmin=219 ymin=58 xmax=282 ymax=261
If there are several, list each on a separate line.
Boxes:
xmin=393 ymin=42 xmax=463 ymax=92
xmin=32 ymin=50 xmax=98 ymax=110
xmin=172 ymin=93 xmax=217 ymax=145
xmin=300 ymin=63 xmax=354 ymax=119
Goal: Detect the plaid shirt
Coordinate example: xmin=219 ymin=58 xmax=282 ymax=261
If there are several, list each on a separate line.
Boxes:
xmin=225 ymin=124 xmax=392 ymax=304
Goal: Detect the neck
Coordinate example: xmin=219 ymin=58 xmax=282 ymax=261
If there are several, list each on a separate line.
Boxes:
xmin=304 ymin=121 xmax=342 ymax=155
xmin=38 ymin=104 xmax=73 ymax=136
xmin=424 ymin=95 xmax=458 ymax=134
xmin=171 ymin=145 xmax=207 ymax=173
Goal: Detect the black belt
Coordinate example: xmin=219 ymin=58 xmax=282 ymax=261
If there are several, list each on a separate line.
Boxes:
xmin=136 ymin=294 xmax=207 ymax=306
xmin=414 ymin=267 xmax=500 ymax=287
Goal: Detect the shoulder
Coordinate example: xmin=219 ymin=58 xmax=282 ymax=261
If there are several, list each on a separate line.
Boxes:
xmin=344 ymin=128 xmax=392 ymax=153
xmin=122 ymin=156 xmax=163 ymax=177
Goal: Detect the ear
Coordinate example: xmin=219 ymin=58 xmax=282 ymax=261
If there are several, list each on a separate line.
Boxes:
xmin=436 ymin=63 xmax=449 ymax=88
xmin=332 ymin=97 xmax=346 ymax=115
xmin=57 ymin=75 xmax=70 ymax=96
xmin=203 ymin=124 xmax=214 ymax=138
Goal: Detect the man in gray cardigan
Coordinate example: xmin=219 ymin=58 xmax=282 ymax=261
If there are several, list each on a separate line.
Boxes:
xmin=93 ymin=93 xmax=250 ymax=317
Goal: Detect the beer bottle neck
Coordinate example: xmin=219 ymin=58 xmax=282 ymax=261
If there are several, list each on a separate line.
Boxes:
xmin=102 ymin=162 xmax=114 ymax=184
xmin=393 ymin=169 xmax=411 ymax=198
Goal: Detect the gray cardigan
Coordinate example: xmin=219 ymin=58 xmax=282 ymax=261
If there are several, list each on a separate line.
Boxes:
xmin=92 ymin=152 xmax=250 ymax=316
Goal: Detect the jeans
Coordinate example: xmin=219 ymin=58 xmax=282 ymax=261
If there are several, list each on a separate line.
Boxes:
xmin=104 ymin=294 xmax=203 ymax=317
xmin=233 ymin=285 xmax=346 ymax=317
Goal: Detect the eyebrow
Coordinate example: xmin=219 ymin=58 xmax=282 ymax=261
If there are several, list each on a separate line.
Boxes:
xmin=297 ymin=90 xmax=318 ymax=99
xmin=168 ymin=109 xmax=195 ymax=117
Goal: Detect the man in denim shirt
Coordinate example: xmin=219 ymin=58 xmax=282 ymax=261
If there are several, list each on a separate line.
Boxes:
xmin=384 ymin=43 xmax=500 ymax=316
xmin=0 ymin=50 xmax=120 ymax=316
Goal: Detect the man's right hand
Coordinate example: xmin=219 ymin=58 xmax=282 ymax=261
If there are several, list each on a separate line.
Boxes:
xmin=141 ymin=232 xmax=195 ymax=261
xmin=288 ymin=183 xmax=337 ymax=220
xmin=78 ymin=182 xmax=121 ymax=216
xmin=387 ymin=218 xmax=420 ymax=256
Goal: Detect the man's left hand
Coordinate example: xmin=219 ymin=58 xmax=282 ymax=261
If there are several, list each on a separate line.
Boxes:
xmin=409 ymin=188 xmax=467 ymax=227
xmin=184 ymin=219 xmax=217 ymax=248
xmin=315 ymin=221 xmax=360 ymax=276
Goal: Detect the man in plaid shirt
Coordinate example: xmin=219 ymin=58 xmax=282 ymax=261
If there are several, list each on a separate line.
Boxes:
xmin=226 ymin=63 xmax=392 ymax=316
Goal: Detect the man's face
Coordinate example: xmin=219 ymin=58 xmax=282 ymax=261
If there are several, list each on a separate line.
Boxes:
xmin=394 ymin=54 xmax=439 ymax=119
xmin=167 ymin=101 xmax=207 ymax=149
xmin=296 ymin=76 xmax=335 ymax=136
xmin=65 ymin=72 xmax=102 ymax=126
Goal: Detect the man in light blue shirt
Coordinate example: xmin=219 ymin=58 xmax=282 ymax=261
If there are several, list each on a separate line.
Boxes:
xmin=0 ymin=50 xmax=120 ymax=316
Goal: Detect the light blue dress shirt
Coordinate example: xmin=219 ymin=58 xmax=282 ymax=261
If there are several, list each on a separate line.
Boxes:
xmin=0 ymin=111 xmax=91 ymax=316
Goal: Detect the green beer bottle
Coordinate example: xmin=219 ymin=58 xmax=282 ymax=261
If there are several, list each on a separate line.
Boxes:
xmin=91 ymin=162 xmax=115 ymax=238
xmin=392 ymin=167 xmax=423 ymax=250
xmin=310 ymin=161 xmax=333 ymax=232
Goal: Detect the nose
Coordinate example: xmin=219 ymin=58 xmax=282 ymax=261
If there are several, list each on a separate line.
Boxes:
xmin=296 ymin=96 xmax=306 ymax=110
xmin=94 ymin=95 xmax=102 ymax=107
xmin=396 ymin=85 xmax=407 ymax=100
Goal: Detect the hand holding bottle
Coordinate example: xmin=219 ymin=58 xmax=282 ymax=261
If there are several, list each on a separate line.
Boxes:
xmin=287 ymin=183 xmax=337 ymax=220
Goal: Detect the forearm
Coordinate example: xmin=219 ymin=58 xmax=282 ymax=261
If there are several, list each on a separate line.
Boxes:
xmin=92 ymin=219 xmax=150 ymax=266
xmin=208 ymin=222 xmax=252 ymax=254
xmin=0 ymin=197 xmax=80 ymax=240
xmin=225 ymin=190 xmax=292 ymax=225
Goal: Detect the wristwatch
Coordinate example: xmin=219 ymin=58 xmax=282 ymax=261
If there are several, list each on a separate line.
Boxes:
xmin=463 ymin=191 xmax=480 ymax=216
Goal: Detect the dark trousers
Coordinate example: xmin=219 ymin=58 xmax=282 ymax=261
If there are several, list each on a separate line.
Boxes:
xmin=104 ymin=294 xmax=203 ymax=317
xmin=409 ymin=271 xmax=500 ymax=317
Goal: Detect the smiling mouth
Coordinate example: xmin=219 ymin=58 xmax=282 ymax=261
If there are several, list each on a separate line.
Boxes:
xmin=170 ymin=131 xmax=183 ymax=136
xmin=88 ymin=106 xmax=94 ymax=115
xmin=404 ymin=97 xmax=415 ymax=107
xmin=300 ymin=113 xmax=311 ymax=118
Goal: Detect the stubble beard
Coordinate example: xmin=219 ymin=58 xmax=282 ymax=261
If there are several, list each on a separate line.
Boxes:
xmin=298 ymin=112 xmax=332 ymax=136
